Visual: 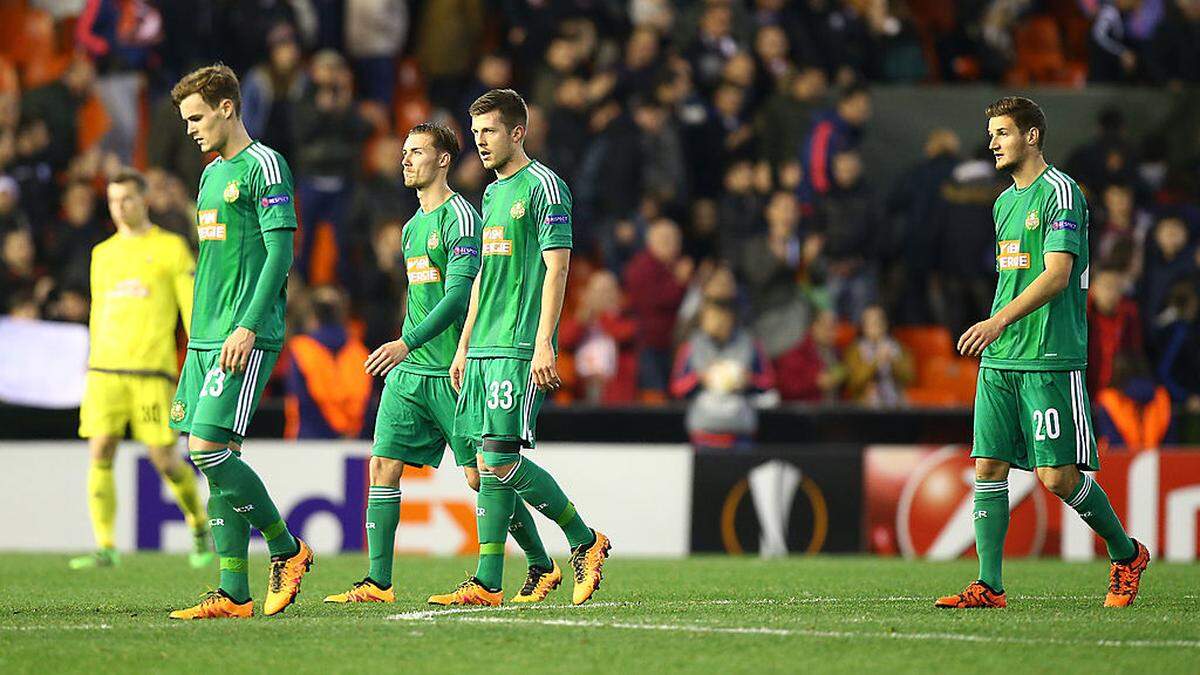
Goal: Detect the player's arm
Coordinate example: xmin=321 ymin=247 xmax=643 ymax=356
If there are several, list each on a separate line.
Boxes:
xmin=532 ymin=247 xmax=570 ymax=390
xmin=450 ymin=273 xmax=481 ymax=392
xmin=173 ymin=240 xmax=196 ymax=337
xmin=959 ymin=252 xmax=1073 ymax=356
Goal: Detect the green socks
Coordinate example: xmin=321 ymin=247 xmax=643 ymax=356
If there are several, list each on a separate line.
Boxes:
xmin=509 ymin=498 xmax=553 ymax=570
xmin=207 ymin=487 xmax=251 ymax=602
xmin=501 ymin=455 xmax=593 ymax=549
xmin=474 ymin=472 xmax=515 ymax=590
xmin=366 ymin=486 xmax=401 ymax=587
xmin=190 ymin=447 xmax=297 ymax=558
xmin=1066 ymin=474 xmax=1136 ymax=561
xmin=973 ymin=479 xmax=1009 ymax=592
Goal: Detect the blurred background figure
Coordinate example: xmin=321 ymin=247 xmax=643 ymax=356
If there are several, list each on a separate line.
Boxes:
xmin=845 ymin=304 xmax=913 ymax=407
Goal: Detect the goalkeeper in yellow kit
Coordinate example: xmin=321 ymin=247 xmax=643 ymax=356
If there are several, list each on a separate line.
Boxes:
xmin=72 ymin=169 xmax=213 ymax=570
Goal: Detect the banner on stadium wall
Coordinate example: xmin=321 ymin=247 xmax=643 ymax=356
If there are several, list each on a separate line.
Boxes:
xmin=690 ymin=446 xmax=863 ymax=555
xmin=0 ymin=441 xmax=694 ymax=556
xmin=864 ymin=445 xmax=1200 ymax=562
xmin=0 ymin=318 xmax=88 ymax=408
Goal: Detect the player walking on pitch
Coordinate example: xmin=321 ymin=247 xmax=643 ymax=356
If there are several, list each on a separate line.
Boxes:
xmin=427 ymin=89 xmax=611 ymax=607
xmin=937 ymin=97 xmax=1149 ymax=609
xmin=166 ymin=64 xmax=312 ymax=619
xmin=323 ymin=122 xmax=560 ymax=604
xmin=72 ymin=169 xmax=212 ymax=571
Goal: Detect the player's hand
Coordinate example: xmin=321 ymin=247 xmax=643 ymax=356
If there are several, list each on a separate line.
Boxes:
xmin=957 ymin=317 xmax=1005 ymax=357
xmin=221 ymin=327 xmax=256 ymax=374
xmin=531 ymin=340 xmax=561 ymax=392
xmin=364 ymin=339 xmax=410 ymax=377
xmin=449 ymin=349 xmax=468 ymax=393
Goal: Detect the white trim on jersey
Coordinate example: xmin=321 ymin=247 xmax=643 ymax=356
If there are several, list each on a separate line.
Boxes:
xmin=452 ymin=194 xmax=476 ymax=237
xmin=247 ymin=144 xmax=282 ymax=186
xmin=528 ymin=162 xmax=562 ymax=205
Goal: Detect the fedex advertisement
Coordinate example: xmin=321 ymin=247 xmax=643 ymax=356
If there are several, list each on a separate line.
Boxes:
xmin=865 ymin=445 xmax=1200 ymax=562
xmin=0 ymin=441 xmax=693 ymax=557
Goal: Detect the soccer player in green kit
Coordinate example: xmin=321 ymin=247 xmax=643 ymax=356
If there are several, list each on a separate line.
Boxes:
xmin=322 ymin=123 xmax=558 ymax=605
xmin=427 ymin=89 xmax=611 ymax=607
xmin=936 ymin=97 xmax=1149 ymax=609
xmin=166 ymin=65 xmax=312 ymax=619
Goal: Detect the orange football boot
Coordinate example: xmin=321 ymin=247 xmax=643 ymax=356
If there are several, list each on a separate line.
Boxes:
xmin=169 ymin=590 xmax=253 ymax=620
xmin=935 ymin=581 xmax=1007 ymax=608
xmin=569 ymin=530 xmax=612 ymax=606
xmin=263 ymin=538 xmax=314 ymax=616
xmin=427 ymin=577 xmax=503 ymax=606
xmin=324 ymin=578 xmax=396 ymax=604
xmin=511 ymin=562 xmax=563 ymax=604
xmin=1105 ymin=539 xmax=1150 ymax=607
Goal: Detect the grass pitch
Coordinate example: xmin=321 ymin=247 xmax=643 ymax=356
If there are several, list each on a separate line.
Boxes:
xmin=0 ymin=553 xmax=1196 ymax=673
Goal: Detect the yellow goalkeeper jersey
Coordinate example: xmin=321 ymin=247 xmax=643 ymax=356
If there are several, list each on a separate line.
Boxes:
xmin=88 ymin=225 xmax=195 ymax=377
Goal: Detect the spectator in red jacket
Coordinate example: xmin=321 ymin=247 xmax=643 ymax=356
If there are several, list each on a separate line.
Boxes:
xmin=774 ymin=309 xmax=846 ymax=402
xmin=558 ymin=270 xmax=638 ymax=404
xmin=623 ymin=217 xmax=693 ymax=395
xmin=1087 ymin=267 xmax=1143 ymax=396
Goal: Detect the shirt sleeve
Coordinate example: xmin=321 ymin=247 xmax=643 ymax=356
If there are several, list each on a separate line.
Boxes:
xmin=532 ymin=171 xmax=573 ymax=251
xmin=251 ymin=148 xmax=298 ymax=232
xmin=1043 ymin=181 xmax=1085 ymax=256
xmin=444 ymin=198 xmax=482 ymax=280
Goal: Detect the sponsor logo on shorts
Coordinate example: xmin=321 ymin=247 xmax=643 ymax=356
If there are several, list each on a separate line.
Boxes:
xmin=170 ymin=400 xmax=186 ymax=423
xmin=223 ymin=181 xmax=240 ymax=203
xmin=260 ymin=193 xmax=290 ymax=208
xmin=453 ymin=245 xmax=479 ymax=257
xmin=1024 ymin=209 xmax=1040 ymax=230
xmin=997 ymin=240 xmax=1030 ymax=270
xmin=406 ymin=255 xmax=442 ymax=284
xmin=544 ymin=213 xmax=569 ymax=225
xmin=483 ymin=226 xmax=512 ymax=256
xmin=1050 ymin=219 xmax=1077 ymax=231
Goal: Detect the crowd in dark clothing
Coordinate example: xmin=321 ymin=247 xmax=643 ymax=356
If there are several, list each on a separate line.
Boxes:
xmin=2 ymin=1 xmax=1200 ymax=440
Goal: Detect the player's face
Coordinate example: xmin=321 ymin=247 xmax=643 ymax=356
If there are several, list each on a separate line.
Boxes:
xmin=178 ymin=93 xmax=232 ymax=154
xmin=401 ymin=133 xmax=445 ymax=189
xmin=987 ymin=115 xmax=1031 ymax=173
xmin=106 ymin=181 xmax=147 ymax=229
xmin=471 ymin=111 xmax=521 ymax=170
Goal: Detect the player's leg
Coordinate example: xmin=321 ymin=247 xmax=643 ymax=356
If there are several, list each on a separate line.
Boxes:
xmin=134 ymin=376 xmax=212 ymax=567
xmin=324 ymin=455 xmax=402 ymax=603
xmin=71 ymin=436 xmax=122 ymax=569
xmin=1030 ymin=371 xmax=1148 ymax=607
xmin=937 ymin=368 xmax=1022 ymax=608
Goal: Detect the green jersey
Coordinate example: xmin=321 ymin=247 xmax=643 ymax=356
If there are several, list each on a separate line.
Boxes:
xmin=398 ymin=193 xmax=482 ymax=376
xmin=190 ymin=141 xmax=296 ymax=352
xmin=982 ymin=165 xmax=1089 ymax=371
xmin=468 ymin=159 xmax=573 ymax=360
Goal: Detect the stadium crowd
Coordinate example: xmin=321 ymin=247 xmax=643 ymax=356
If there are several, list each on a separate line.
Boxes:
xmin=0 ymin=0 xmax=1198 ymax=444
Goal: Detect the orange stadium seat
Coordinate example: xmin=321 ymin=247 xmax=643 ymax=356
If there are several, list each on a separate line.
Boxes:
xmin=893 ymin=325 xmax=954 ymax=361
xmin=1007 ymin=15 xmax=1085 ymax=87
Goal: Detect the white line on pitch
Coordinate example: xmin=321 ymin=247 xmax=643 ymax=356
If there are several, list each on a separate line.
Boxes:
xmin=393 ymin=615 xmax=1200 ymax=650
xmin=0 ymin=623 xmax=112 ymax=632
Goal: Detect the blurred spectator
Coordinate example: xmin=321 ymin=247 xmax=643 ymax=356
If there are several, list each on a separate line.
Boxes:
xmin=755 ymin=66 xmax=826 ymax=172
xmin=544 ymin=76 xmax=590 ymax=186
xmin=242 ymin=23 xmax=309 ymax=161
xmin=10 ymin=118 xmax=56 ymax=226
xmin=284 ymin=286 xmax=372 ymax=439
xmin=1139 ymin=216 xmax=1197 ymax=330
xmin=1095 ymin=354 xmax=1173 ymax=450
xmin=147 ymin=95 xmax=206 ymax=195
xmin=414 ymin=0 xmax=485 ymax=109
xmin=624 ymin=218 xmax=692 ymax=396
xmin=345 ymin=135 xmax=417 ymax=312
xmin=798 ymin=83 xmax=871 ymax=206
xmin=1064 ymin=107 xmax=1136 ymax=197
xmin=345 ymin=0 xmax=408 ymax=106
xmin=143 ymin=168 xmax=196 ymax=245
xmin=774 ymin=308 xmax=846 ymax=402
xmin=1146 ymin=0 xmax=1200 ymax=84
xmin=1089 ymin=0 xmax=1144 ymax=83
xmin=45 ymin=181 xmax=106 ymax=293
xmin=1087 ymin=268 xmax=1144 ymax=396
xmin=739 ymin=191 xmax=816 ymax=357
xmin=717 ymin=159 xmax=765 ymax=255
xmin=616 ymin=27 xmax=663 ymax=103
xmin=634 ymin=98 xmax=687 ymax=209
xmin=1094 ymin=182 xmax=1151 ymax=284
xmin=844 ymin=304 xmax=914 ymax=407
xmin=1 ymin=229 xmax=49 ymax=316
xmin=685 ymin=2 xmax=743 ymax=95
xmin=1154 ymin=281 xmax=1200 ymax=412
xmin=671 ymin=298 xmax=775 ymax=450
xmin=0 ymin=176 xmax=30 ymax=235
xmin=816 ymin=149 xmax=881 ymax=320
xmin=18 ymin=57 xmax=95 ymax=172
xmin=460 ymin=53 xmax=515 ymax=142
xmin=292 ymin=50 xmax=372 ymax=283
xmin=558 ymin=270 xmax=638 ymax=404
xmin=357 ymin=221 xmax=407 ymax=350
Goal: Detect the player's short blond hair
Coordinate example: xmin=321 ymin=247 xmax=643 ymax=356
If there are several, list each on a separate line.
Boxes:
xmin=171 ymin=63 xmax=241 ymax=116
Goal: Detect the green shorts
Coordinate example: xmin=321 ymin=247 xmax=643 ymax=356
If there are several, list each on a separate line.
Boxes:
xmin=971 ymin=367 xmax=1098 ymax=472
xmin=170 ymin=348 xmax=278 ymax=444
xmin=454 ymin=357 xmax=545 ymax=448
xmin=373 ymin=368 xmax=474 ymax=468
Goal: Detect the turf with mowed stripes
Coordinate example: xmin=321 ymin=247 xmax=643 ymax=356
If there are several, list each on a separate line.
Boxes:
xmin=1 ymin=554 xmax=1196 ymax=673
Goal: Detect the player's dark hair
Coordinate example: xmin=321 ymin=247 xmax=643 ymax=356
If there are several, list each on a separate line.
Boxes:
xmin=171 ymin=63 xmax=242 ymax=116
xmin=409 ymin=122 xmax=461 ymax=160
xmin=986 ymin=96 xmax=1046 ymax=149
xmin=108 ymin=168 xmax=146 ymax=193
xmin=468 ymin=88 xmax=528 ymax=131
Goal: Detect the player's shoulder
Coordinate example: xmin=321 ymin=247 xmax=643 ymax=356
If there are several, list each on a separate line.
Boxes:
xmin=243 ymin=141 xmax=290 ymax=185
xmin=92 ymin=232 xmax=121 ymax=255
xmin=148 ymin=225 xmax=192 ymax=251
xmin=1039 ymin=165 xmax=1082 ymax=211
xmin=444 ymin=192 xmax=480 ymax=232
xmin=525 ymin=159 xmax=570 ymax=206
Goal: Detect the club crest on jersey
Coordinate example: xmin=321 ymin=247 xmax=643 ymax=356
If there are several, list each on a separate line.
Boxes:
xmin=510 ymin=199 xmax=526 ymax=219
xmin=1024 ymin=209 xmax=1040 ymax=230
xmin=223 ymin=181 xmax=240 ymax=203
xmin=427 ymin=229 xmax=440 ymax=250
xmin=170 ymin=400 xmax=186 ymax=423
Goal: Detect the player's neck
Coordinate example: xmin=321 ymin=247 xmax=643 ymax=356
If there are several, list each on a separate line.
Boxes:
xmin=417 ymin=181 xmax=453 ymax=214
xmin=115 ymin=220 xmax=151 ymax=237
xmin=217 ymin=123 xmax=253 ymax=161
xmin=494 ymin=149 xmax=531 ymax=180
xmin=1011 ymin=155 xmax=1048 ymax=190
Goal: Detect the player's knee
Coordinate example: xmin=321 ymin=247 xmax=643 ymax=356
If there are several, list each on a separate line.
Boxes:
xmin=480 ymin=438 xmax=520 ymax=479
xmin=974 ymin=458 xmax=1010 ymax=481
xmin=146 ymin=445 xmax=177 ymax=475
xmin=369 ymin=456 xmax=404 ymax=486
xmin=89 ymin=437 xmax=118 ymax=463
xmin=1037 ymin=466 xmax=1080 ymax=499
xmin=464 ymin=468 xmax=481 ymax=492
